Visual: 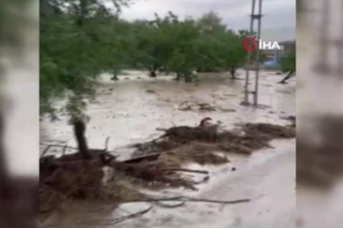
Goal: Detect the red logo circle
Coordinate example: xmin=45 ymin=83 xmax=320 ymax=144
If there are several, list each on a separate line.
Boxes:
xmin=243 ymin=37 xmax=257 ymax=52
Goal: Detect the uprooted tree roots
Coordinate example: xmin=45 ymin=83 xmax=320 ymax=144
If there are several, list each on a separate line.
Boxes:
xmin=40 ymin=122 xmax=295 ymax=214
xmin=134 ymin=122 xmax=295 ymax=156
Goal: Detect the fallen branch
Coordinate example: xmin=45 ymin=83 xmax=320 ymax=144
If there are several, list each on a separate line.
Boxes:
xmin=111 ymin=205 xmax=153 ymax=225
xmin=40 ymin=143 xmax=78 ymax=150
xmin=40 ymin=145 xmax=52 ymax=158
xmin=184 ymin=197 xmax=250 ymax=204
xmin=122 ymin=153 xmax=160 ymax=163
xmin=104 ymin=137 xmax=110 ymax=151
xmin=61 ymin=144 xmax=68 ymax=157
xmin=72 ymin=205 xmax=153 ymax=226
xmin=194 ymin=175 xmax=210 ymax=184
xmin=124 ymin=196 xmax=250 ymax=205
xmin=156 ymin=201 xmax=186 ymax=208
xmin=162 ymin=168 xmax=209 ymax=175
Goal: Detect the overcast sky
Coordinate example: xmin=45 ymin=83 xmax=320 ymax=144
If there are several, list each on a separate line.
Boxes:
xmin=120 ymin=0 xmax=296 ymax=41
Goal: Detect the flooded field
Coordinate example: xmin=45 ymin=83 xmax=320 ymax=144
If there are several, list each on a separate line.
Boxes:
xmin=41 ymin=70 xmax=295 ymax=227
xmin=41 ymin=70 xmax=295 ymax=154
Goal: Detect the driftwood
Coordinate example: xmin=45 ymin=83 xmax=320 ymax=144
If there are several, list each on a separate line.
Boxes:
xmin=124 ymin=196 xmax=250 ymax=205
xmin=122 ymin=153 xmax=160 ymax=163
xmin=40 ymin=122 xmax=294 ymax=215
xmin=49 ymin=206 xmax=154 ymax=227
xmin=161 ymin=168 xmax=209 ymax=175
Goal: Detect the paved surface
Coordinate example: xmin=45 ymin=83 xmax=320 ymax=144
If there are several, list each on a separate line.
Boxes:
xmin=116 ymin=139 xmax=295 ymax=228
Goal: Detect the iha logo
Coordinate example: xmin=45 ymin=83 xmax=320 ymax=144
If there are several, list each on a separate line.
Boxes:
xmin=243 ymin=37 xmax=282 ymax=52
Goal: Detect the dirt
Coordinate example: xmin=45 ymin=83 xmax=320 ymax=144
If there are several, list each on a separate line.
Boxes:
xmin=134 ymin=122 xmax=295 ymax=156
xmin=39 ymin=153 xmax=107 ymax=213
xmin=39 ymin=120 xmax=294 ymax=216
xmin=40 ymin=70 xmax=296 ymax=227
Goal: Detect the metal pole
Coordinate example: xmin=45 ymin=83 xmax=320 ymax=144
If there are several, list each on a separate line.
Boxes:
xmin=243 ymin=0 xmax=256 ymax=105
xmin=253 ymin=0 xmax=263 ymax=105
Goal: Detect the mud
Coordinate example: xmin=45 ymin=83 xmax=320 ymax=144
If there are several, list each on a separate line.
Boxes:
xmin=40 ymin=70 xmax=296 ymax=227
xmin=40 ymin=120 xmax=294 ymax=215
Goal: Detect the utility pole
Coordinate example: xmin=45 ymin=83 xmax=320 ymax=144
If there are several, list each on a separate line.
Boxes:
xmin=253 ymin=0 xmax=263 ymax=105
xmin=242 ymin=0 xmax=263 ymax=106
xmin=242 ymin=0 xmax=256 ymax=105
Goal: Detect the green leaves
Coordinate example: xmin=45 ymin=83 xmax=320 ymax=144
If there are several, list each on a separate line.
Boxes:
xmin=40 ymin=0 xmax=131 ymax=119
xmin=41 ymin=2 xmax=254 ymax=119
xmin=279 ymin=48 xmax=296 ymax=73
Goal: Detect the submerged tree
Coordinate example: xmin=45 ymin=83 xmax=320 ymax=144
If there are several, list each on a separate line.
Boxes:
xmin=40 ymin=0 xmax=131 ymax=158
xmin=40 ymin=2 xmax=263 ymax=158
xmin=279 ymin=48 xmax=296 ymax=84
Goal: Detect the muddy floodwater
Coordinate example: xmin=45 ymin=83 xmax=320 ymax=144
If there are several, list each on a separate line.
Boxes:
xmin=41 ymin=70 xmax=295 ymax=227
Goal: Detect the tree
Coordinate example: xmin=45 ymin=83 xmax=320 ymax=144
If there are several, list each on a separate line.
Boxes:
xmin=223 ymin=31 xmax=248 ymax=79
xmin=40 ymin=6 xmax=276 ymax=159
xmin=197 ymin=12 xmax=226 ymax=34
xmin=40 ymin=0 xmax=131 ymax=159
xmin=132 ymin=12 xmax=181 ymax=77
xmin=279 ymin=48 xmax=296 ymax=84
xmin=165 ymin=17 xmax=201 ymax=82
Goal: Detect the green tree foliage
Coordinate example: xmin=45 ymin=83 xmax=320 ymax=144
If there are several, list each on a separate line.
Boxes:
xmin=40 ymin=0 xmax=131 ymax=116
xmin=279 ymin=48 xmax=296 ymax=83
xmin=280 ymin=48 xmax=296 ymax=73
xmin=40 ymin=0 xmax=132 ymax=157
xmin=40 ymin=2 xmax=256 ymax=154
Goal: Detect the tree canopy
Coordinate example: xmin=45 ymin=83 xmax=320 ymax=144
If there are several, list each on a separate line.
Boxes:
xmin=40 ymin=1 xmax=255 ymax=120
xmin=279 ymin=48 xmax=296 ymax=73
xmin=278 ymin=48 xmax=296 ymax=83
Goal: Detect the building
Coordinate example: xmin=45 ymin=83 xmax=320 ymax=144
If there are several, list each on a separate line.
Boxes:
xmin=262 ymin=40 xmax=295 ymax=61
xmin=260 ymin=40 xmax=295 ymax=69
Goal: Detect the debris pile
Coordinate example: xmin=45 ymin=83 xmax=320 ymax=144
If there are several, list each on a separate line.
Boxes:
xmin=39 ymin=121 xmax=295 ymax=214
xmin=39 ymin=151 xmax=110 ymax=213
xmin=178 ymin=101 xmax=217 ymax=111
xmin=134 ymin=122 xmax=295 ymax=156
xmin=178 ymin=101 xmax=237 ymax=113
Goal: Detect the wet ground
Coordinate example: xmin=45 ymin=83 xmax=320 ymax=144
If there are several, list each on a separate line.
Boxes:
xmin=41 ymin=70 xmax=295 ymax=227
xmin=41 ymin=70 xmax=295 ymax=156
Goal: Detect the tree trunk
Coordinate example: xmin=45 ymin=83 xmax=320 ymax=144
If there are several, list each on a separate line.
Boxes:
xmin=230 ymin=68 xmax=237 ymax=79
xmin=111 ymin=70 xmax=118 ymax=81
xmin=149 ymin=65 xmax=158 ymax=77
xmin=73 ymin=119 xmax=91 ymax=159
xmin=184 ymin=72 xmax=193 ymax=83
xmin=174 ymin=72 xmax=181 ymax=82
xmin=279 ymin=71 xmax=295 ymax=84
xmin=149 ymin=70 xmax=156 ymax=77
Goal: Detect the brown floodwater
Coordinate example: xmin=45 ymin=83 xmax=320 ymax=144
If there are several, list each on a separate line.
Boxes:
xmin=41 ymin=70 xmax=295 ymax=227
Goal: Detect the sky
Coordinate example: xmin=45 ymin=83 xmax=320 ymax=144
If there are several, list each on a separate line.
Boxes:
xmin=120 ymin=0 xmax=296 ymax=41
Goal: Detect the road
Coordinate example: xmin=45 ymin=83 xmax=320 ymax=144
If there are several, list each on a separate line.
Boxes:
xmin=115 ymin=139 xmax=295 ymax=228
